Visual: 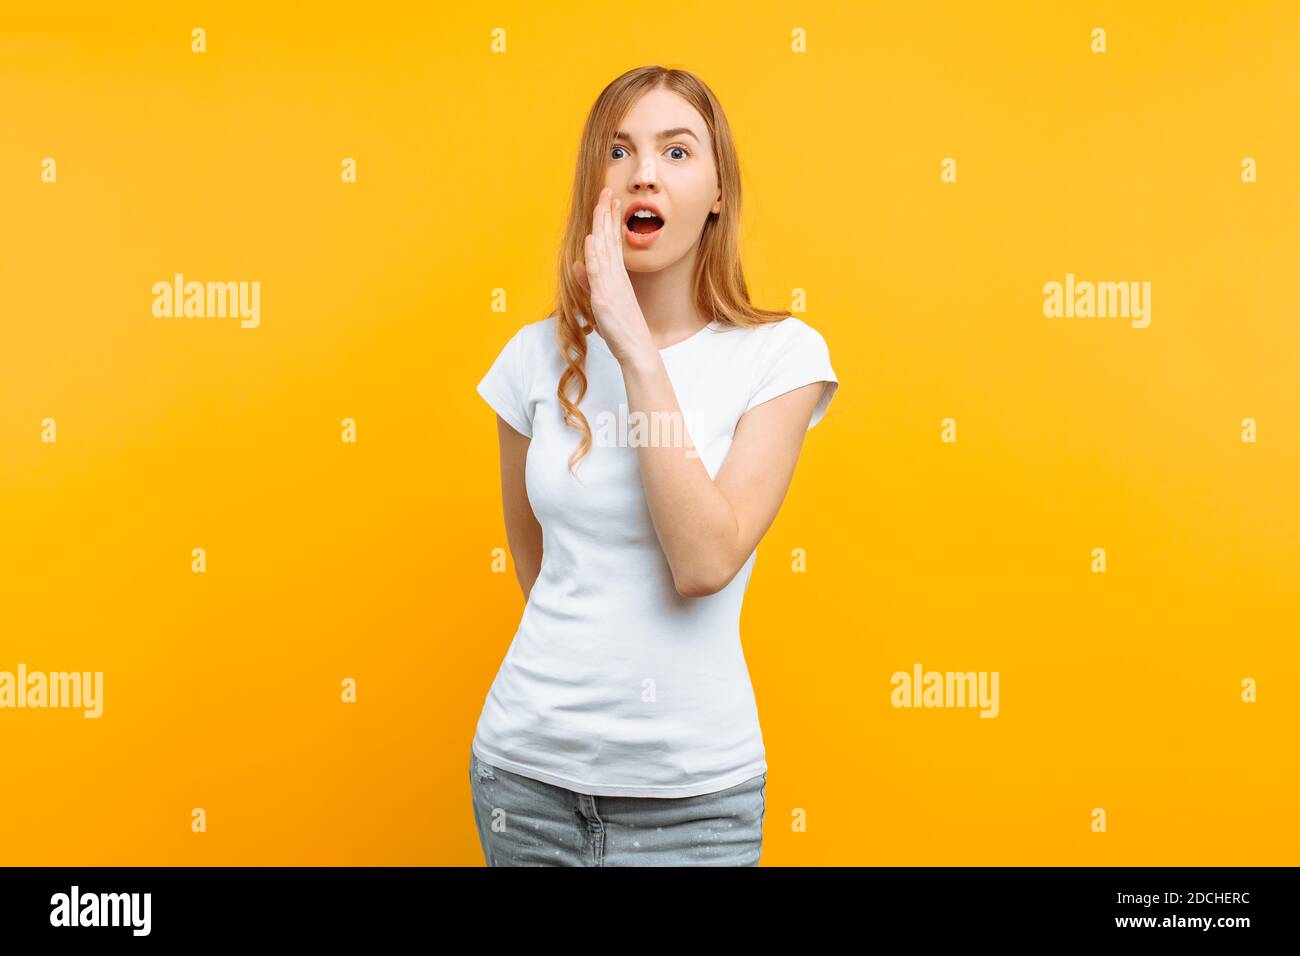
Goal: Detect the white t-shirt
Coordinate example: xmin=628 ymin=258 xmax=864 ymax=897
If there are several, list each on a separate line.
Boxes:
xmin=473 ymin=313 xmax=838 ymax=797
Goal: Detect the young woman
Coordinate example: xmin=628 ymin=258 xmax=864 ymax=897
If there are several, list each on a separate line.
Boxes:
xmin=470 ymin=65 xmax=838 ymax=866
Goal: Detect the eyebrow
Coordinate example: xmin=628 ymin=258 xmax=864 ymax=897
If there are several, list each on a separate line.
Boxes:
xmin=613 ymin=127 xmax=702 ymax=145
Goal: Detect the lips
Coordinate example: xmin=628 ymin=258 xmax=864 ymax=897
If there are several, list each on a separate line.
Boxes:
xmin=624 ymin=200 xmax=666 ymax=236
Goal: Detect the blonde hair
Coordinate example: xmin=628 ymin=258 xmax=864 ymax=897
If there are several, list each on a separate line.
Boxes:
xmin=548 ymin=65 xmax=789 ymax=475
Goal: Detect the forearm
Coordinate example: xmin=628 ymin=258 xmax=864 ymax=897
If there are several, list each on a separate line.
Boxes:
xmin=620 ymin=353 xmax=742 ymax=596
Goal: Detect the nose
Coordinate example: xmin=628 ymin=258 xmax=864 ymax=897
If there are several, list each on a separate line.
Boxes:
xmin=629 ymin=156 xmax=658 ymax=190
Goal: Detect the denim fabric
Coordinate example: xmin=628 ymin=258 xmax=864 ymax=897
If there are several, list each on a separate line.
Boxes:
xmin=469 ymin=748 xmax=766 ymax=866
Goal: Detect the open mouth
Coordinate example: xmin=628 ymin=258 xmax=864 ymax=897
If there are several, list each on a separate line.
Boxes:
xmin=625 ymin=209 xmax=665 ymax=235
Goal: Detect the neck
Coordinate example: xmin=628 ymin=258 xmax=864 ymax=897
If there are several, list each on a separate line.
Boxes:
xmin=627 ymin=244 xmax=709 ymax=349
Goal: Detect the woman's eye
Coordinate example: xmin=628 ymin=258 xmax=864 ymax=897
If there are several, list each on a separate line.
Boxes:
xmin=610 ymin=145 xmax=691 ymax=160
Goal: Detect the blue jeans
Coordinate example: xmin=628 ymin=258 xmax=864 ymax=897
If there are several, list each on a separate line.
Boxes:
xmin=469 ymin=748 xmax=766 ymax=866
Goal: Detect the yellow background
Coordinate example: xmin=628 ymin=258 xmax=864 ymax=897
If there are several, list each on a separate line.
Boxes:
xmin=1 ymin=1 xmax=1296 ymax=865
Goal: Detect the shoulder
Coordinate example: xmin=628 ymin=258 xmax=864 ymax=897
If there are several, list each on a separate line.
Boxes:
xmin=750 ymin=315 xmax=833 ymax=360
xmin=512 ymin=315 xmax=557 ymax=350
xmin=764 ymin=314 xmax=828 ymax=341
xmin=492 ymin=316 xmax=557 ymax=369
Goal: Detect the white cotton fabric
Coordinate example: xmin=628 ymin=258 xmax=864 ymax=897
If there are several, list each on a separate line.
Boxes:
xmin=473 ymin=314 xmax=838 ymax=797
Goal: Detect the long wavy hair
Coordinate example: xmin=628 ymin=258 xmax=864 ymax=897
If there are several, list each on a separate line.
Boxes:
xmin=549 ymin=65 xmax=790 ymax=476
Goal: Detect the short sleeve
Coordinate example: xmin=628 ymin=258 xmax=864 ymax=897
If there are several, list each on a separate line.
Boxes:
xmin=477 ymin=327 xmax=534 ymax=437
xmin=744 ymin=318 xmax=839 ymax=431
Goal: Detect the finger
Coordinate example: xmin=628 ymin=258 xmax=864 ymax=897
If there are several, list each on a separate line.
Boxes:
xmin=611 ymin=197 xmax=625 ymax=266
xmin=583 ymin=233 xmax=599 ymax=285
xmin=593 ymin=188 xmax=609 ymax=263
xmin=603 ymin=189 xmax=615 ymax=261
xmin=572 ymin=257 xmax=590 ymax=293
xmin=597 ymin=200 xmax=610 ymax=265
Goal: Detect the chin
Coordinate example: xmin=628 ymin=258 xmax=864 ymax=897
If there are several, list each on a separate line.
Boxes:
xmin=623 ymin=246 xmax=681 ymax=272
